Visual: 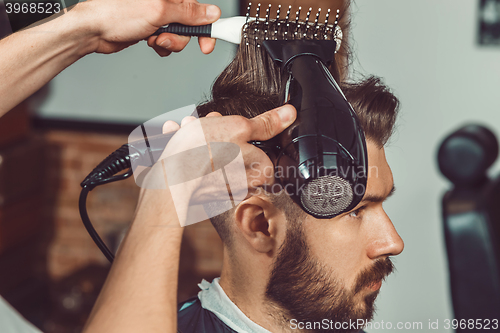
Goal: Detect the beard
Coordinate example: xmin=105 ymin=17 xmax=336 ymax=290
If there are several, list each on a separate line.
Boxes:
xmin=265 ymin=222 xmax=394 ymax=333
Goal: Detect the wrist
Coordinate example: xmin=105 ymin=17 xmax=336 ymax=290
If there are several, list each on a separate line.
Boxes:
xmin=134 ymin=185 xmax=183 ymax=229
xmin=64 ymin=2 xmax=101 ymax=55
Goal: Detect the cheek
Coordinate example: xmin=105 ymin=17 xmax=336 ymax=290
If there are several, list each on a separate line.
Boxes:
xmin=304 ymin=220 xmax=367 ymax=281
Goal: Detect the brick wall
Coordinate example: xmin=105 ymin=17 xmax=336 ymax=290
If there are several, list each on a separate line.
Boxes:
xmin=41 ymin=128 xmax=224 ymax=301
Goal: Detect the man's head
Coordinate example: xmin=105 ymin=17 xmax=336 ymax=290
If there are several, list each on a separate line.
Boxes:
xmin=265 ymin=138 xmax=400 ymax=332
xmin=196 ymin=27 xmax=403 ymax=332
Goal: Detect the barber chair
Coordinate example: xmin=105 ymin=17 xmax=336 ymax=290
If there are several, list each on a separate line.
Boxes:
xmin=438 ymin=124 xmax=500 ymax=331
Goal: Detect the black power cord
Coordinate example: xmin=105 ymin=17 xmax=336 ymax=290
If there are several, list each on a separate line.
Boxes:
xmin=78 ymin=130 xmax=175 ymax=263
xmin=79 ymin=145 xmax=135 ymax=263
xmin=79 ymin=186 xmax=115 ymax=262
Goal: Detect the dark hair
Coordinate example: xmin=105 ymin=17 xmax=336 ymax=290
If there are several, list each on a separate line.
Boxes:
xmin=197 ymin=19 xmax=400 ymax=246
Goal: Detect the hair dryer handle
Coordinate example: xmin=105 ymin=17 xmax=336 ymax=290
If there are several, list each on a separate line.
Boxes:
xmin=250 ymin=139 xmax=281 ymax=162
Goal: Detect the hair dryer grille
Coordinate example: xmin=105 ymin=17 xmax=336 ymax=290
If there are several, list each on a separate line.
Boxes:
xmin=301 ymin=176 xmax=353 ymax=216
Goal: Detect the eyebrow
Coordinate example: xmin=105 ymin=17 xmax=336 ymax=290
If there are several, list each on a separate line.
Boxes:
xmin=358 ymin=184 xmax=396 ymax=205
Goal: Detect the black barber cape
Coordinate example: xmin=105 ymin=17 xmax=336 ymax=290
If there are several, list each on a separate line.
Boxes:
xmin=177 ymin=296 xmax=366 ymax=333
xmin=178 ymin=296 xmax=237 ymax=333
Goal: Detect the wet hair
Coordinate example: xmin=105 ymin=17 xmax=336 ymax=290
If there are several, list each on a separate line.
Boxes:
xmin=197 ymin=18 xmax=400 ymax=246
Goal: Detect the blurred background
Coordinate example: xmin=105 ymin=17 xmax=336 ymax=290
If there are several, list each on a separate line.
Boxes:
xmin=1 ymin=0 xmax=500 ymax=332
xmin=351 ymin=1 xmax=500 ymax=331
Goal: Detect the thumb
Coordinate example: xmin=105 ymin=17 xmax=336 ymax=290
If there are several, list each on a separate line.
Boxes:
xmin=248 ymin=104 xmax=297 ymax=141
xmin=163 ymin=2 xmax=221 ymax=26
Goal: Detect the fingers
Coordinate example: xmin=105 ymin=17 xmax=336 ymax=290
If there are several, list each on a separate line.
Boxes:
xmin=198 ymin=37 xmax=216 ymax=54
xmin=162 ymin=120 xmax=180 ymax=134
xmin=149 ymin=33 xmax=191 ymax=53
xmin=149 ymin=44 xmax=173 ymax=57
xmin=162 ymin=115 xmax=197 ymax=134
xmin=149 ymin=34 xmax=215 ymax=56
xmin=147 ymin=36 xmax=171 ymax=56
xmin=163 ymin=2 xmax=220 ymax=26
xmin=242 ymin=146 xmax=276 ymax=187
xmin=247 ymin=104 xmax=297 ymax=141
xmin=149 ymin=2 xmax=220 ymax=56
xmin=181 ymin=116 xmax=197 ymax=126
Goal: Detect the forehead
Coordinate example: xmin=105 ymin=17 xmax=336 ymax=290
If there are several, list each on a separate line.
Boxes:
xmin=365 ymin=140 xmax=393 ymax=199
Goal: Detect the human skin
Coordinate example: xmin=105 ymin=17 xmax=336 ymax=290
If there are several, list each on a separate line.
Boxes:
xmin=83 ymin=105 xmax=297 ymax=333
xmin=0 ymin=0 xmax=221 ymax=115
xmin=0 ymin=0 xmax=222 ymax=330
xmin=217 ymin=140 xmax=405 ymax=333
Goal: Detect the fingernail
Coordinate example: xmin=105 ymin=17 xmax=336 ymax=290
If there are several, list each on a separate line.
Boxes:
xmin=277 ymin=105 xmax=294 ymax=123
xmin=206 ymin=5 xmax=220 ymax=21
xmin=159 ymin=39 xmax=172 ymax=48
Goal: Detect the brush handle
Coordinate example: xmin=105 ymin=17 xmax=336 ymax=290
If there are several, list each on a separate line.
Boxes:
xmin=152 ymin=23 xmax=212 ymax=37
xmin=150 ymin=17 xmax=246 ymax=44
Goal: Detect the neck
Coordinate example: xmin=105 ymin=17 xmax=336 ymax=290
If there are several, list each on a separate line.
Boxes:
xmin=218 ymin=250 xmax=298 ymax=333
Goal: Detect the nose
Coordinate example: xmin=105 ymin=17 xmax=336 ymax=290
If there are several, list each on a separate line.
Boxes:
xmin=366 ymin=210 xmax=404 ymax=259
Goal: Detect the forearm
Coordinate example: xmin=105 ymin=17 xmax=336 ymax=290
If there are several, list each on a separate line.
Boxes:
xmin=83 ymin=105 xmax=297 ymax=332
xmin=84 ymin=188 xmax=183 ymax=333
xmin=0 ymin=0 xmax=221 ymax=116
xmin=0 ymin=5 xmax=97 ymax=115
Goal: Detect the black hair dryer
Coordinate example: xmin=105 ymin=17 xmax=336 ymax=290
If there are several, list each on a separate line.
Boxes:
xmin=257 ymin=39 xmax=368 ymax=218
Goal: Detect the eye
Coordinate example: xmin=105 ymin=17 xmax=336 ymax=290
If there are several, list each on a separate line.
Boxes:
xmin=349 ymin=209 xmax=360 ymax=218
xmin=348 ymin=206 xmax=365 ymax=218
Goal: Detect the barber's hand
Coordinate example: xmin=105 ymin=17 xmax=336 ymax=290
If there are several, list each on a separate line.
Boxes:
xmin=77 ymin=0 xmax=220 ymax=56
xmin=140 ymin=105 xmax=296 ymax=226
xmin=166 ymin=105 xmax=296 ymax=190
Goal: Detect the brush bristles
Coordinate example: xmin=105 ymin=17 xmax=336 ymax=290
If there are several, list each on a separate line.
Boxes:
xmin=242 ymin=3 xmax=342 ymax=47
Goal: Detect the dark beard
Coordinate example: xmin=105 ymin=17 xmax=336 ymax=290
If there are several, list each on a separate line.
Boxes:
xmin=265 ymin=223 xmax=394 ymax=333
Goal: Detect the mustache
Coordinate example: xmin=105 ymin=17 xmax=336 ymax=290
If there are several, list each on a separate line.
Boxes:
xmin=354 ymin=257 xmax=394 ymax=294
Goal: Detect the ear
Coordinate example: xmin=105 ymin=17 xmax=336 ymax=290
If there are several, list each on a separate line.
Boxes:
xmin=234 ymin=196 xmax=285 ymax=254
